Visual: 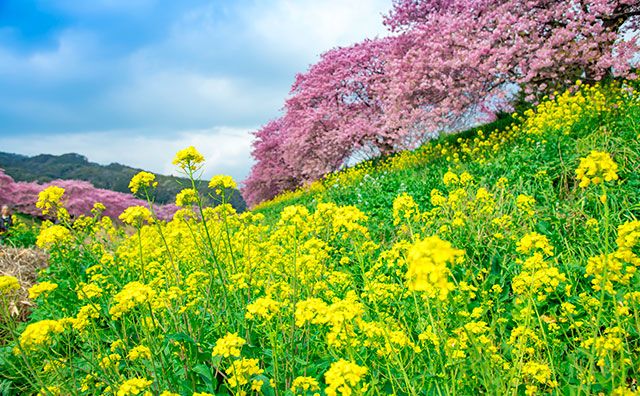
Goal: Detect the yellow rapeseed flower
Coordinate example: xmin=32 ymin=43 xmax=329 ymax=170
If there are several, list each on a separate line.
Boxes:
xmin=405 ymin=236 xmax=463 ymax=300
xmin=119 ymin=206 xmax=153 ymax=226
xmin=516 ymin=232 xmax=554 ymax=257
xmin=72 ymin=305 xmax=100 ymax=332
xmin=611 ymin=386 xmax=640 ymax=396
xmin=295 ymin=298 xmax=329 ymax=326
xmin=116 ymin=377 xmax=153 ymax=396
xmin=512 ymin=253 xmax=566 ymax=299
xmin=516 ymin=194 xmax=536 ymax=216
xmin=443 ymin=170 xmax=460 ymax=186
xmin=575 ymin=150 xmax=619 ymax=188
xmin=209 ymin=175 xmax=237 ymax=194
xmin=0 ymin=275 xmax=20 ymax=295
xmin=19 ymin=319 xmax=65 ymax=352
xmin=28 ymin=281 xmax=58 ymax=299
xmin=37 ymin=386 xmax=61 ymax=396
xmin=245 ymin=296 xmax=281 ymax=321
xmin=324 ymin=359 xmax=368 ymax=396
xmin=522 ymin=361 xmax=557 ymax=388
xmin=77 ymin=282 xmax=103 ymax=300
xmin=99 ymin=353 xmax=122 ymax=371
xmin=109 ymin=282 xmax=156 ymax=320
xmin=226 ymin=358 xmax=264 ymax=388
xmin=393 ymin=193 xmax=419 ymax=226
xmin=128 ymin=171 xmax=156 ymax=195
xmin=616 ymin=220 xmax=640 ymax=248
xmin=173 ymin=146 xmax=205 ymax=171
xmin=292 ymin=376 xmax=320 ymax=393
xmin=36 ymin=225 xmax=71 ymax=248
xmin=430 ymin=189 xmax=447 ymax=207
xmin=91 ymin=202 xmax=106 ymax=214
xmin=36 ymin=186 xmax=65 ymax=215
xmin=127 ymin=345 xmax=152 ymax=361
xmin=212 ymin=332 xmax=245 ymax=358
xmin=175 ymin=188 xmax=198 ymax=207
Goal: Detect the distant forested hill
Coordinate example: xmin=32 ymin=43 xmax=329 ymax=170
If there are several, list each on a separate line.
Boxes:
xmin=0 ymin=152 xmax=247 ymax=212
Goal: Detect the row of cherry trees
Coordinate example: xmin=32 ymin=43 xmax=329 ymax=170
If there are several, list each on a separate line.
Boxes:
xmin=242 ymin=0 xmax=640 ymax=206
xmin=0 ymin=169 xmax=178 ymax=222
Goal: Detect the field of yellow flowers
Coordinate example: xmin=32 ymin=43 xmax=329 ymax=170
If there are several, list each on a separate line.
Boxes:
xmin=1 ymin=81 xmax=640 ymax=396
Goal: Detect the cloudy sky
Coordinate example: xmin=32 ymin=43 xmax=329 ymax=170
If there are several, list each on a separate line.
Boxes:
xmin=0 ymin=0 xmax=391 ymax=182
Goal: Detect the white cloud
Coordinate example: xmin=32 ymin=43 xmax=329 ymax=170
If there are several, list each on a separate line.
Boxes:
xmin=245 ymin=0 xmax=390 ymax=59
xmin=0 ymin=127 xmax=255 ymax=182
xmin=0 ymin=0 xmax=393 ymax=180
xmin=101 ymin=0 xmax=391 ymax=127
xmin=95 ymin=68 xmax=287 ymax=129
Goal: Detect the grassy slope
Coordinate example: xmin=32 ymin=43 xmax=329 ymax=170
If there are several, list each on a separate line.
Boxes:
xmin=248 ymin=82 xmax=640 ymax=391
xmin=3 ymin=81 xmax=640 ymax=395
xmin=254 ymin=115 xmax=520 ymax=237
xmin=255 ymin=86 xmax=640 ymax=248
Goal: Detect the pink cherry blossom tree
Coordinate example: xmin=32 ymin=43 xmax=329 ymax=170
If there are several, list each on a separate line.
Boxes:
xmin=281 ymin=38 xmax=413 ymax=181
xmin=242 ymin=0 xmax=639 ymax=206
xmin=241 ymin=118 xmax=300 ymax=206
xmin=381 ymin=0 xmax=640 ymax=131
xmin=244 ymin=38 xmax=413 ymax=205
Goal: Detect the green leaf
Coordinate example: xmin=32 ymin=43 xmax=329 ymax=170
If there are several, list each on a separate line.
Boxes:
xmin=193 ymin=364 xmax=212 ymax=384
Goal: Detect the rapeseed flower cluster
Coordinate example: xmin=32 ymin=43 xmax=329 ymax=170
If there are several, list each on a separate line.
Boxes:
xmin=324 ymin=359 xmax=367 ymax=396
xmin=36 ymin=186 xmax=65 ymax=215
xmin=212 ymin=332 xmax=245 ymax=358
xmin=405 ymin=236 xmax=463 ymax=300
xmin=209 ymin=175 xmax=237 ymax=194
xmin=37 ymin=386 xmax=61 ymax=396
xmin=292 ymin=376 xmax=320 ymax=395
xmin=72 ymin=305 xmax=100 ymax=332
xmin=19 ymin=319 xmax=65 ymax=352
xmin=521 ymin=361 xmax=557 ymax=394
xmin=128 ymin=171 xmax=157 ymax=195
xmin=109 ymin=281 xmax=156 ymax=320
xmin=116 ymin=377 xmax=153 ymax=396
xmin=172 ymin=146 xmax=205 ymax=171
xmin=245 ymin=296 xmax=281 ymax=321
xmin=575 ymin=150 xmax=619 ymax=188
xmin=0 ymin=275 xmax=19 ymax=295
xmin=36 ymin=224 xmax=70 ymax=248
xmin=119 ymin=206 xmax=153 ymax=226
xmin=226 ymin=358 xmax=264 ymax=389
xmin=28 ymin=281 xmax=58 ymax=299
xmin=127 ymin=345 xmax=151 ymax=361
xmin=392 ymin=193 xmax=419 ymax=226
xmin=77 ymin=282 xmax=103 ymax=300
xmin=175 ymin=188 xmax=198 ymax=207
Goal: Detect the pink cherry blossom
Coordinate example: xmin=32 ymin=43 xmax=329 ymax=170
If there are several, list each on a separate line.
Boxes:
xmin=0 ymin=169 xmax=179 ymax=221
xmin=242 ymin=0 xmax=639 ymax=206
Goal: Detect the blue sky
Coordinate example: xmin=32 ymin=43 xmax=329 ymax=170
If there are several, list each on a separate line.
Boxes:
xmin=0 ymin=0 xmax=390 ymax=181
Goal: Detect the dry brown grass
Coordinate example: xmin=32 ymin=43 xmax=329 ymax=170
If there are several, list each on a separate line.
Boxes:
xmin=0 ymin=246 xmax=49 ymax=328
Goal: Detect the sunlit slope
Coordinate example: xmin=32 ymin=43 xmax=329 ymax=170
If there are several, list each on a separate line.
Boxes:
xmin=254 ymin=82 xmax=640 ymax=244
xmin=2 ymin=81 xmax=640 ymax=395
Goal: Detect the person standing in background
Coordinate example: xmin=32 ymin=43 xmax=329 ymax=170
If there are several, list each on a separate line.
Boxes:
xmin=0 ymin=205 xmax=13 ymax=243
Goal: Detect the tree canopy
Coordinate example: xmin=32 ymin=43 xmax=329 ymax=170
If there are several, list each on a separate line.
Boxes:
xmin=242 ymin=0 xmax=640 ymax=206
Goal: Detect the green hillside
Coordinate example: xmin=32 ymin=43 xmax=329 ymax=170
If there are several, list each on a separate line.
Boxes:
xmin=254 ymin=84 xmax=640 ymax=232
xmin=1 ymin=81 xmax=639 ymax=395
